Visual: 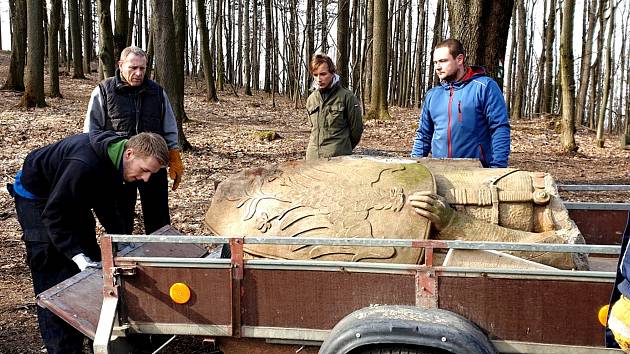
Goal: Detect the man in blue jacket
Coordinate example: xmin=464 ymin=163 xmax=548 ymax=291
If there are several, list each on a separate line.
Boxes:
xmin=411 ymin=39 xmax=510 ymax=168
xmin=8 ymin=131 xmax=169 ymax=354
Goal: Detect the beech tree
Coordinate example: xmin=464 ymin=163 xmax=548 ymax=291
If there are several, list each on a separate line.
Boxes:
xmin=19 ymin=0 xmax=47 ymax=107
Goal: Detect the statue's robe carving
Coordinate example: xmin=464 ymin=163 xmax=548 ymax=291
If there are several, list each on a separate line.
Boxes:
xmin=204 ymin=156 xmax=587 ymax=270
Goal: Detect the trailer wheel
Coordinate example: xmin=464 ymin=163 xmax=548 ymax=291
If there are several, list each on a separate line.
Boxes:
xmin=319 ymin=306 xmax=496 ymax=354
xmin=356 ymin=344 xmax=450 ymax=354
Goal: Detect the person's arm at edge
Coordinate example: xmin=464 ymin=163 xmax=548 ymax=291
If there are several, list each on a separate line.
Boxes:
xmin=83 ymin=86 xmax=107 ymax=136
xmin=484 ymin=80 xmax=511 ymax=168
xmin=162 ymin=91 xmax=181 ymax=150
xmin=411 ymin=92 xmax=434 ymax=158
xmin=347 ymin=93 xmax=363 ymax=149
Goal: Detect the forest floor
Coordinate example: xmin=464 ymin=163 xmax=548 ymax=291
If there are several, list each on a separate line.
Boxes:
xmin=1 ymin=51 xmax=630 ymax=353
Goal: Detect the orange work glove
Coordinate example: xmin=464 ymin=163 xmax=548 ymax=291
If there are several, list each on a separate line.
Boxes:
xmin=168 ymin=149 xmax=184 ymax=190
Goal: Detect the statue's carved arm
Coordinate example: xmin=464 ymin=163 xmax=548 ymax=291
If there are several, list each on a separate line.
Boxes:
xmin=409 ymin=191 xmax=578 ymax=269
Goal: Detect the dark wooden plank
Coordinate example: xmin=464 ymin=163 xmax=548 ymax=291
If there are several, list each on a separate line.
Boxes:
xmin=36 ymin=268 xmax=103 ymax=339
xmin=569 ymin=209 xmax=627 ymax=246
xmin=240 ymin=269 xmax=416 ymax=329
xmin=438 ymin=276 xmax=613 ymax=346
xmin=123 ymin=267 xmax=232 ymax=325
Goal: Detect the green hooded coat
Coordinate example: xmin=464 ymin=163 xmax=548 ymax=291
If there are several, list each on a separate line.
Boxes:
xmin=305 ymin=82 xmax=363 ymax=160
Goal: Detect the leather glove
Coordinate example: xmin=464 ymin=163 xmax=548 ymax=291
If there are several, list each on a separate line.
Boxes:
xmin=71 ymin=253 xmax=101 ymax=271
xmin=168 ymin=149 xmax=184 ymax=190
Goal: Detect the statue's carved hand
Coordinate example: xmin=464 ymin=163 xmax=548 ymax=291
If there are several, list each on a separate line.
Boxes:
xmin=408 ymin=191 xmax=454 ymax=231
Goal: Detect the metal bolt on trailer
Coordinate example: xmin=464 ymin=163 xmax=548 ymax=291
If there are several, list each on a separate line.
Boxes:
xmin=89 ymin=232 xmax=624 ymax=354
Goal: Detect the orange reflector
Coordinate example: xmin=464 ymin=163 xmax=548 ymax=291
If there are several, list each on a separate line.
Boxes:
xmin=169 ymin=282 xmax=191 ymax=304
xmin=598 ymin=304 xmax=610 ymax=326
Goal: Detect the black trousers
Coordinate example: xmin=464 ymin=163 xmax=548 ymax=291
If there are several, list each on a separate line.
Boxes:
xmin=11 ymin=186 xmax=97 ymax=354
xmin=121 ymin=168 xmax=170 ymax=234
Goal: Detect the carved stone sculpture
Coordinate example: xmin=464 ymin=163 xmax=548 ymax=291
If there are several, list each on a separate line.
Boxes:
xmin=204 ymin=156 xmax=587 ymax=270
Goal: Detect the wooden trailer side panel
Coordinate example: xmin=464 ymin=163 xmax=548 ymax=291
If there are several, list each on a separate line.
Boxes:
xmin=569 ymin=209 xmax=627 ymax=246
xmin=438 ymin=276 xmax=613 ymax=346
xmin=123 ymin=267 xmax=232 ymax=326
xmin=240 ymin=269 xmax=417 ymax=329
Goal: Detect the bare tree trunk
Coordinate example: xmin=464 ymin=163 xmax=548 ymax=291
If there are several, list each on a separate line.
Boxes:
xmin=3 ymin=0 xmax=26 ymax=91
xmin=510 ymin=0 xmax=526 ymax=120
xmin=427 ymin=0 xmax=444 ymax=90
xmin=237 ymin=0 xmax=243 ymax=85
xmin=127 ymin=0 xmax=137 ymax=46
xmin=68 ymin=0 xmax=84 ymax=78
xmin=337 ymin=0 xmax=350 ymax=87
xmin=252 ymin=0 xmax=260 ymax=91
xmin=365 ymin=0 xmax=390 ymax=120
xmin=114 ymin=0 xmax=129 ymax=59
xmin=596 ymin=0 xmax=614 ymax=148
xmin=321 ymin=0 xmax=328 ymax=52
xmin=575 ymin=0 xmax=598 ymax=126
xmin=97 ymin=0 xmax=116 ymax=78
xmin=197 ymin=0 xmax=218 ymax=101
xmin=559 ymin=0 xmax=577 ymax=152
xmin=19 ymin=0 xmax=47 ymax=107
xmin=216 ymin=0 xmax=225 ymax=90
xmin=304 ymin=0 xmax=314 ymax=93
xmin=48 ymin=0 xmax=63 ymax=97
xmin=243 ymin=0 xmax=252 ymax=95
xmin=59 ymin=2 xmax=67 ymax=65
xmin=533 ymin=0 xmax=548 ymax=115
xmin=137 ymin=0 xmax=144 ymax=46
xmin=287 ymin=0 xmax=298 ymax=98
xmin=414 ymin=0 xmax=426 ymax=107
xmin=588 ymin=0 xmax=606 ymax=128
xmin=388 ymin=0 xmax=401 ymax=105
xmin=402 ymin=1 xmax=413 ymax=107
xmin=82 ymin=0 xmax=92 ymax=73
xmin=152 ymin=0 xmax=190 ymax=149
xmin=505 ymin=5 xmax=517 ymax=111
xmin=363 ymin=0 xmax=373 ymax=103
xmin=447 ymin=0 xmax=515 ymax=83
xmin=350 ymin=0 xmax=361 ymax=95
xmin=541 ymin=0 xmax=556 ymax=114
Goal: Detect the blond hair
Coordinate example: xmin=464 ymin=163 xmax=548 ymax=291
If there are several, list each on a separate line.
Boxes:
xmin=126 ymin=133 xmax=169 ymax=167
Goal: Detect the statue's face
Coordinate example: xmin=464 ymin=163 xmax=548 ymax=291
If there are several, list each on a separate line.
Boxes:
xmin=433 ymin=47 xmax=464 ymax=82
xmin=312 ymin=63 xmax=333 ymax=89
xmin=119 ymin=53 xmax=147 ymax=87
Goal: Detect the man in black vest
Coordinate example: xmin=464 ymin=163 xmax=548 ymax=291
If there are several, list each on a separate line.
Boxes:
xmin=83 ymin=46 xmax=183 ymax=234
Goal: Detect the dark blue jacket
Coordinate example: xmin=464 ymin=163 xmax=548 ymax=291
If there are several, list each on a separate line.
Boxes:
xmin=19 ymin=132 xmax=127 ymax=259
xmin=616 ymin=212 xmax=630 ymax=297
xmin=411 ymin=66 xmax=511 ymax=167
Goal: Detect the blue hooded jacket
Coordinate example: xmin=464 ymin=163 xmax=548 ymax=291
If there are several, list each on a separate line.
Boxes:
xmin=411 ymin=66 xmax=510 ymax=167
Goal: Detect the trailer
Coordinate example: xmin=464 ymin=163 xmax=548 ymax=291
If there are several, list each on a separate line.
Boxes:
xmin=37 ymin=199 xmax=630 ymax=354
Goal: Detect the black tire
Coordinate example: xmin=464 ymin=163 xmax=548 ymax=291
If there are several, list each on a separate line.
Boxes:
xmin=356 ymin=344 xmax=451 ymax=354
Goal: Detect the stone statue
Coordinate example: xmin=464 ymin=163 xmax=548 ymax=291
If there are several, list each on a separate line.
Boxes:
xmin=204 ymin=156 xmax=587 ymax=270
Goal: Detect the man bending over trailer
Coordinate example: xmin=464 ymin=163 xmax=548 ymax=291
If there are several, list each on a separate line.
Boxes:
xmin=7 ymin=132 xmax=169 ymax=354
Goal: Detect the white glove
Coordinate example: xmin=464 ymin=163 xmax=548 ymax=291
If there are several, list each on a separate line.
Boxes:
xmin=71 ymin=253 xmax=100 ymax=271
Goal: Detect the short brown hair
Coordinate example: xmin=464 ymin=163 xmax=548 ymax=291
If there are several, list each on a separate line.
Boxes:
xmin=126 ymin=133 xmax=169 ymax=167
xmin=435 ymin=39 xmax=465 ymax=60
xmin=310 ymin=53 xmax=336 ymax=74
xmin=120 ymin=46 xmax=147 ymax=62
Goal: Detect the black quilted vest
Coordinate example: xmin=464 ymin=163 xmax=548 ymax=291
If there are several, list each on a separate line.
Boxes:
xmin=98 ymin=71 xmax=165 ymax=136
